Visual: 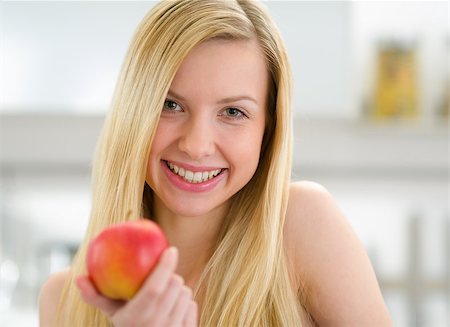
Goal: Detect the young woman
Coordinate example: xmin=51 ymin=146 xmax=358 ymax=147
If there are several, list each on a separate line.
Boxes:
xmin=39 ymin=1 xmax=393 ymax=326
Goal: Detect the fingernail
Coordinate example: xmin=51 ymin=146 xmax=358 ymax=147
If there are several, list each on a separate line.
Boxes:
xmin=169 ymin=246 xmax=178 ymax=256
xmin=166 ymin=246 xmax=178 ymax=261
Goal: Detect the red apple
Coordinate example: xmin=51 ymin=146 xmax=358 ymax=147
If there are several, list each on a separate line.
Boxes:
xmin=86 ymin=219 xmax=168 ymax=300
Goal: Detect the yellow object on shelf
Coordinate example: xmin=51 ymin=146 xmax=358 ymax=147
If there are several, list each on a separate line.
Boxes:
xmin=372 ymin=44 xmax=419 ymax=120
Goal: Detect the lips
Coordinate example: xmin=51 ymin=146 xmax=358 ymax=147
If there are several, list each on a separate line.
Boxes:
xmin=164 ymin=160 xmax=225 ymax=184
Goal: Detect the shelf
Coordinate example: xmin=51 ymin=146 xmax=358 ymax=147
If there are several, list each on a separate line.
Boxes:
xmin=292 ymin=118 xmax=448 ymax=179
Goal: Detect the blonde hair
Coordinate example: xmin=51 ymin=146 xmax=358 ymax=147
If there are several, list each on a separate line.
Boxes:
xmin=59 ymin=1 xmax=307 ymax=326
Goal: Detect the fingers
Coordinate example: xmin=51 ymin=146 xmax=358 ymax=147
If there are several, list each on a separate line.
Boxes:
xmin=77 ymin=247 xmax=199 ymax=326
xmin=75 ymin=275 xmax=123 ymax=316
xmin=184 ymin=301 xmax=198 ymax=327
xmin=128 ymin=247 xmax=179 ymax=311
xmin=156 ymin=275 xmax=184 ymax=318
xmin=168 ymin=285 xmax=193 ymax=326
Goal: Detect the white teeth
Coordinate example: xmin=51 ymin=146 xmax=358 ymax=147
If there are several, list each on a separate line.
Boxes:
xmin=166 ymin=161 xmax=223 ymax=183
xmin=193 ymin=172 xmax=202 ymax=183
xmin=185 ymin=170 xmax=193 ymax=182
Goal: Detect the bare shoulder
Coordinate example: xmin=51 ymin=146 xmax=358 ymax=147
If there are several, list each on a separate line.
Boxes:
xmin=284 ymin=181 xmax=351 ymax=285
xmin=39 ymin=268 xmax=70 ymax=327
xmin=284 ymin=181 xmax=393 ymax=326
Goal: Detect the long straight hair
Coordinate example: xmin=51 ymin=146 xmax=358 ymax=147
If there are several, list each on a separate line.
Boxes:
xmin=59 ymin=1 xmax=307 ymax=325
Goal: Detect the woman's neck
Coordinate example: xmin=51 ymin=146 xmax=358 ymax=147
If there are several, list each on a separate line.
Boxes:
xmin=151 ymin=196 xmax=229 ymax=287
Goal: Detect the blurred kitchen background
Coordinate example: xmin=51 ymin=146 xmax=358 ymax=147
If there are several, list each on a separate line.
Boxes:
xmin=0 ymin=1 xmax=448 ymax=326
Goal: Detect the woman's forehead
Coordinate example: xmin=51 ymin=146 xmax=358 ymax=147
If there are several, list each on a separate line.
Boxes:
xmin=169 ymin=39 xmax=269 ymax=103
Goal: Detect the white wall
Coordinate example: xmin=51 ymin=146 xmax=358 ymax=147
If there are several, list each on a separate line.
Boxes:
xmin=1 ymin=1 xmax=354 ymax=117
xmin=266 ymin=1 xmax=353 ymax=118
xmin=1 ymin=1 xmax=155 ymax=112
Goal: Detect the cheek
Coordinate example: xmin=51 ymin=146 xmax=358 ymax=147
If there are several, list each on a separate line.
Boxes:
xmin=227 ymin=126 xmax=265 ymax=173
xmin=148 ymin=122 xmax=174 ymax=159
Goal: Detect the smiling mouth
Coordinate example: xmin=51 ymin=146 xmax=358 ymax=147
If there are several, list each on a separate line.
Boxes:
xmin=164 ymin=161 xmax=225 ymax=184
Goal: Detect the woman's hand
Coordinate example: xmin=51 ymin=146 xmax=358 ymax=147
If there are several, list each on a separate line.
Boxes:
xmin=76 ymin=247 xmax=198 ymax=327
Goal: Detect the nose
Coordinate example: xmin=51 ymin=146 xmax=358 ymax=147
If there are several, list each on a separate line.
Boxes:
xmin=178 ymin=116 xmax=215 ymax=161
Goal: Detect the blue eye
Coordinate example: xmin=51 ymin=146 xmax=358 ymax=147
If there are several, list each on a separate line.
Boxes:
xmin=222 ymin=107 xmax=246 ymax=119
xmin=163 ymin=100 xmax=182 ymax=112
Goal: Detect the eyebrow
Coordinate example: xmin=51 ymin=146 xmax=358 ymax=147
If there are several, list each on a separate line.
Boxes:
xmin=167 ymin=90 xmax=259 ymax=106
xmin=217 ymin=95 xmax=258 ymax=105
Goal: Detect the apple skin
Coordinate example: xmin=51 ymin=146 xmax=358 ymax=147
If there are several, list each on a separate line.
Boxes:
xmin=86 ymin=219 xmax=168 ymax=300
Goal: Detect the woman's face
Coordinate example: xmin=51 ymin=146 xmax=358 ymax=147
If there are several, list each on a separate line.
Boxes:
xmin=146 ymin=38 xmax=269 ymax=218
